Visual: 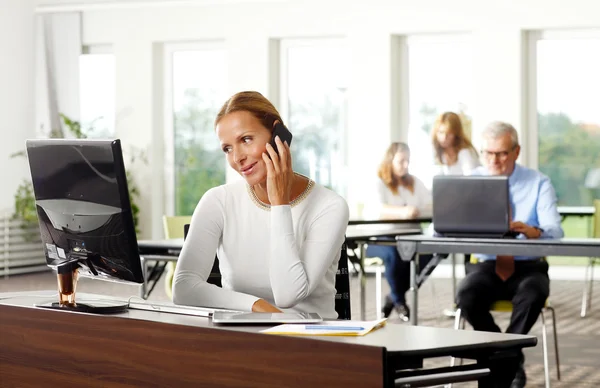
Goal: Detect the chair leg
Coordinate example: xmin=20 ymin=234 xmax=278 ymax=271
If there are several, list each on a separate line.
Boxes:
xmin=581 ymin=259 xmax=593 ymax=318
xmin=450 ymin=308 xmax=465 ymax=367
xmin=447 ymin=309 xmax=466 ymax=388
xmin=139 ymin=256 xmax=147 ymax=299
xmin=547 ymin=306 xmax=561 ymax=380
xmin=375 ymin=265 xmax=382 ymax=320
xmin=541 ymin=311 xmax=551 ymax=388
xmin=588 ymin=260 xmax=595 ymax=313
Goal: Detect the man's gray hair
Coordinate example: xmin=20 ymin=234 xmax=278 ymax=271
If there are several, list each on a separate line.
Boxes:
xmin=482 ymin=121 xmax=519 ymax=147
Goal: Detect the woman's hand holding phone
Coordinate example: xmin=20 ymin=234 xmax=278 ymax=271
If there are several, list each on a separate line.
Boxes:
xmin=262 ymin=135 xmax=293 ymax=206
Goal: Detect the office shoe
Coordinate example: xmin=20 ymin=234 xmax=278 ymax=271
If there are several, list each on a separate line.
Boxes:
xmin=510 ymin=362 xmax=526 ymax=388
xmin=395 ymin=304 xmax=410 ymax=322
xmin=382 ymin=295 xmax=395 ymax=318
xmin=382 ymin=295 xmax=410 ymax=322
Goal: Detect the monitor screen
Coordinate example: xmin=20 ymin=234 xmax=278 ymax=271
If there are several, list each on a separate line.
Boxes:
xmin=26 ymin=139 xmax=143 ymax=285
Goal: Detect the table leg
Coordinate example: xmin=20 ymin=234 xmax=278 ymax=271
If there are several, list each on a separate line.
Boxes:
xmin=359 ymin=242 xmax=366 ymax=320
xmin=443 ymin=254 xmax=458 ymax=318
xmin=410 ymin=254 xmax=419 ymax=325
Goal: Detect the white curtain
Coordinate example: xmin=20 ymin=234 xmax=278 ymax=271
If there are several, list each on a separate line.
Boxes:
xmin=35 ymin=12 xmax=81 ymax=138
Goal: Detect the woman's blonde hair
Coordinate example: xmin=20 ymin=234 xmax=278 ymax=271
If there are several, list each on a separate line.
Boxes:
xmin=377 ymin=142 xmax=414 ymax=194
xmin=215 ymin=91 xmax=284 ymax=132
xmin=431 ymin=112 xmax=476 ymax=164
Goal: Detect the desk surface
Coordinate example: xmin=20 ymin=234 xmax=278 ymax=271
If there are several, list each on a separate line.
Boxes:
xmin=395 ymin=234 xmax=600 ymax=257
xmin=138 ymin=227 xmax=423 ymax=254
xmin=345 ymin=205 xmax=592 ymax=225
xmin=0 ymin=291 xmax=535 ymax=358
xmin=348 ymin=217 xmax=432 ymax=225
xmin=557 ymin=205 xmax=595 ymax=216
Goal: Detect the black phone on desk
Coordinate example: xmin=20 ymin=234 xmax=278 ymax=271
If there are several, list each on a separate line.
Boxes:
xmin=269 ymin=122 xmax=293 ymax=154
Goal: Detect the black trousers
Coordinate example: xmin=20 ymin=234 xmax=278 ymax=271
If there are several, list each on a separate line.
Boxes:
xmin=456 ymin=258 xmax=550 ymax=335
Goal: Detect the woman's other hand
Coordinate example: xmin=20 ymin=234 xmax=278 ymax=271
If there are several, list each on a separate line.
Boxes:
xmin=252 ymin=299 xmax=282 ymax=313
xmin=262 ymin=136 xmax=294 ymax=206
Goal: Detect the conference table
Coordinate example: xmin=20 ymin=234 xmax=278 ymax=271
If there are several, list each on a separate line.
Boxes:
xmin=392 ymin=234 xmax=600 ymax=325
xmin=0 ymin=291 xmax=537 ymax=388
xmin=556 ymin=205 xmax=595 ymax=218
xmin=139 ymin=224 xmax=423 ymax=320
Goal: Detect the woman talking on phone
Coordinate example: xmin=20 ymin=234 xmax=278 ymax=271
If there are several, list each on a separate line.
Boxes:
xmin=172 ymin=91 xmax=349 ymax=318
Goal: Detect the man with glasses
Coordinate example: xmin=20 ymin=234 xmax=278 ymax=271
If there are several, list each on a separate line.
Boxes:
xmin=456 ymin=121 xmax=564 ymax=388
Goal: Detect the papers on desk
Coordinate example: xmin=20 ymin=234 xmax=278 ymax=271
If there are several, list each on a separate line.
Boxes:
xmin=261 ymin=318 xmax=387 ymax=336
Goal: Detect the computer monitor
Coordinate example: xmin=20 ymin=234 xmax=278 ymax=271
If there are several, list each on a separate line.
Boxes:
xmin=26 ymin=138 xmax=144 ymax=313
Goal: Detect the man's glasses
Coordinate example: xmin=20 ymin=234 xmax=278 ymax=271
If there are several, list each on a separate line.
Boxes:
xmin=480 ymin=146 xmax=516 ymax=160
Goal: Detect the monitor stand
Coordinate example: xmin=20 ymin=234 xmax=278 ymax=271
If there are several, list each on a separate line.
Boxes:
xmin=35 ymin=260 xmax=128 ymax=314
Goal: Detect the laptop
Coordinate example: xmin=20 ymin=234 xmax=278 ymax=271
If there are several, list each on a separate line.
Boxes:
xmin=128 ymin=300 xmax=241 ymax=318
xmin=212 ymin=312 xmax=323 ymax=324
xmin=432 ymin=175 xmax=518 ymax=238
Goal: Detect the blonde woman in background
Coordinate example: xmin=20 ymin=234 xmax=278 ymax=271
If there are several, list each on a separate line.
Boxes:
xmin=431 ymin=112 xmax=480 ymax=176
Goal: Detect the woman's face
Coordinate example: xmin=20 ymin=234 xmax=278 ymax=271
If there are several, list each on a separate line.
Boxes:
xmin=436 ymin=124 xmax=456 ymax=149
xmin=216 ymin=110 xmax=272 ymax=186
xmin=392 ymin=151 xmax=410 ymax=178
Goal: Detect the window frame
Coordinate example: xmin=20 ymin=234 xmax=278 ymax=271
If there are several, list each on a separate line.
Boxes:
xmin=78 ymin=44 xmax=115 ymax=138
xmin=278 ymin=37 xmax=349 ymax=197
xmin=527 ymin=28 xmax=600 ymax=170
xmin=163 ymin=41 xmax=226 ymax=216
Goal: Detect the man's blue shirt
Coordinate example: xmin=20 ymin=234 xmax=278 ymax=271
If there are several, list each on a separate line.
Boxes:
xmin=472 ymin=164 xmax=564 ymax=261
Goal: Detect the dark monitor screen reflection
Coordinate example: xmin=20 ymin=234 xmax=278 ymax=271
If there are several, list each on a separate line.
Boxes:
xmin=26 ymin=139 xmax=144 ymax=313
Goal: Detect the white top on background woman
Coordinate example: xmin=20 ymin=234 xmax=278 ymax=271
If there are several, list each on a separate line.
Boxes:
xmin=431 ymin=112 xmax=480 ymax=176
xmin=172 ymin=91 xmax=349 ymax=318
xmin=372 ymin=142 xmax=432 ymax=219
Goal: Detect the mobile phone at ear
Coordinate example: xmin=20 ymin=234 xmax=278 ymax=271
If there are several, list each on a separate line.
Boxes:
xmin=269 ymin=122 xmax=293 ymax=154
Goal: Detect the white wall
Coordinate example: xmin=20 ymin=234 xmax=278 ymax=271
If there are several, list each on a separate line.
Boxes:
xmin=1 ymin=0 xmax=36 ymax=215
xmin=31 ymin=0 xmax=600 ymax=238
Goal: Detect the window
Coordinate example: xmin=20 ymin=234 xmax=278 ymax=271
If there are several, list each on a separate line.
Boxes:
xmin=79 ymin=45 xmax=115 ymax=137
xmin=165 ymin=43 xmax=227 ymax=216
xmin=530 ymin=30 xmax=600 ymax=206
xmin=280 ymin=39 xmax=349 ymax=197
xmin=405 ymin=35 xmax=473 ymax=187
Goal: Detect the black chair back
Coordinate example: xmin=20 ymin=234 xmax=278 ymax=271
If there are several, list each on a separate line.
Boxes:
xmin=183 ymin=224 xmax=350 ymax=319
xmin=183 ymin=224 xmax=221 ymax=287
xmin=335 ymin=239 xmax=352 ymax=320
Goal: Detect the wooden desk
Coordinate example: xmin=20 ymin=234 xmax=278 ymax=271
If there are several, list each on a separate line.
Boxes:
xmin=0 ymin=292 xmax=536 ymax=388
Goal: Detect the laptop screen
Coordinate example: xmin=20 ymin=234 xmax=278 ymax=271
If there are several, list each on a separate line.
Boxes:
xmin=432 ymin=176 xmax=510 ymax=236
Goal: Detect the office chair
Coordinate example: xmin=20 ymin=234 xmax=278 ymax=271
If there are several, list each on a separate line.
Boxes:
xmin=450 ymin=258 xmax=560 ymax=388
xmin=581 ymin=199 xmax=599 ymax=318
xmin=182 ymin=224 xmax=351 ymax=319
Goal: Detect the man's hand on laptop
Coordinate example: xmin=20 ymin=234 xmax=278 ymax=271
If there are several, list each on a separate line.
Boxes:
xmin=510 ymin=221 xmax=542 ymax=239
